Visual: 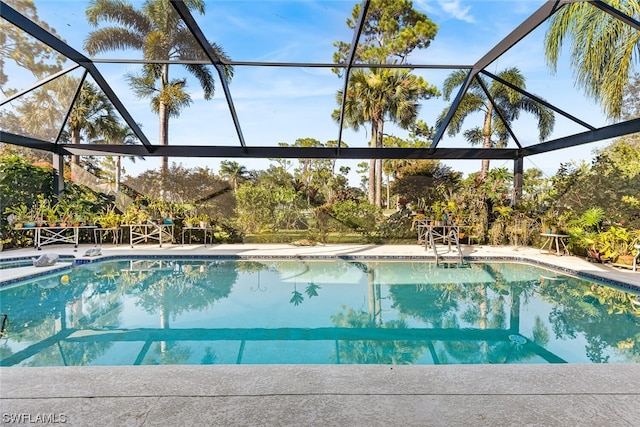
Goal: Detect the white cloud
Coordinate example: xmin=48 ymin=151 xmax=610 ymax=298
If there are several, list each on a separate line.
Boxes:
xmin=439 ymin=1 xmax=475 ymax=23
xmin=414 ymin=0 xmax=439 ymax=15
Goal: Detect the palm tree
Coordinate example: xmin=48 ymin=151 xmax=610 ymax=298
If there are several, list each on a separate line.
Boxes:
xmin=544 ymin=1 xmax=640 ymax=119
xmin=67 ymin=81 xmax=120 ymax=166
xmin=382 ymin=136 xmax=415 ymax=209
xmin=101 ymin=123 xmax=139 ymax=192
xmin=84 ymin=0 xmax=233 ymax=173
xmin=218 ymin=160 xmax=248 ymax=192
xmin=334 ymin=68 xmax=438 ymax=206
xmin=437 ymin=68 xmax=555 ymax=181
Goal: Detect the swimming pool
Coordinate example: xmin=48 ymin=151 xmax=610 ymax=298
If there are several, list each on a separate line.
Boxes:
xmin=1 ymin=257 xmax=638 ymax=366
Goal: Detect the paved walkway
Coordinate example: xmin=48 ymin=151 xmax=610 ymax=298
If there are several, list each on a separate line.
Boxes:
xmin=1 ymin=364 xmax=639 ymax=426
xmin=1 ymin=243 xmax=639 ymax=426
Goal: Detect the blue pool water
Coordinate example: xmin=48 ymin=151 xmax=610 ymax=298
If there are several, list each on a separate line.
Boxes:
xmin=1 ymin=258 xmax=638 ymax=366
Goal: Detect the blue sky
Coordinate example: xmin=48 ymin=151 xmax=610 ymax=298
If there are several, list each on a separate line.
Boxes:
xmin=6 ymin=1 xmax=618 ymax=184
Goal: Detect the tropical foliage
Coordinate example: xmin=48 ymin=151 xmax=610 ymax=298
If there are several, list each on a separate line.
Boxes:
xmin=84 ymin=0 xmax=233 ymax=172
xmin=437 ymin=68 xmax=555 ymax=180
xmin=544 ymin=0 xmax=640 ymax=119
xmin=333 ymin=0 xmax=439 ymax=206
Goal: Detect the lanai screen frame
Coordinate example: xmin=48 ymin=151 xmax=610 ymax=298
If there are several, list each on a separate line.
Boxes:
xmin=1 ymin=0 xmax=640 ymax=196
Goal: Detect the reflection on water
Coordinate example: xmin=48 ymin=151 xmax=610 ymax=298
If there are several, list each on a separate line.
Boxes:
xmin=1 ymin=259 xmax=638 ymax=366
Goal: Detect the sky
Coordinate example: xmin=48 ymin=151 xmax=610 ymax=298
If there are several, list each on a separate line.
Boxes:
xmin=3 ymin=0 xmax=621 ymax=185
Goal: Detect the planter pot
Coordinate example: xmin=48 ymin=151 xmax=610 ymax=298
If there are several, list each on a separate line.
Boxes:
xmin=616 ymin=255 xmax=635 ymax=265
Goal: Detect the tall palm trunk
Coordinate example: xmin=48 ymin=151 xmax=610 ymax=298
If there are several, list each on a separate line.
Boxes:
xmin=386 ymin=173 xmax=391 ymax=209
xmin=71 ymin=127 xmax=81 ymax=166
xmin=115 ymin=156 xmax=121 ymax=192
xmin=368 ymin=129 xmax=376 ymax=205
xmin=375 ymin=119 xmax=384 ymax=207
xmin=480 ymin=105 xmax=493 ymax=180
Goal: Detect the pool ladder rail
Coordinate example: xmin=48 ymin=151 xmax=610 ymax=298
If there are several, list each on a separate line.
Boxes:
xmin=424 ymin=225 xmax=463 ymax=265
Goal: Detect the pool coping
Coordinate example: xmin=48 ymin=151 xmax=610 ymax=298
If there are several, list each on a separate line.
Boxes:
xmin=2 ymin=249 xmax=638 ymax=292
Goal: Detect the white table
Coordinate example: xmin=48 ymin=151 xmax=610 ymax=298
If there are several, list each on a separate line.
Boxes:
xmin=93 ymin=227 xmax=122 ymax=246
xmin=125 ymin=223 xmax=174 ymax=247
xmin=181 ymin=227 xmax=211 ymax=246
xmin=20 ymin=226 xmax=96 ymax=250
xmin=540 ymin=233 xmax=569 ymax=256
xmin=414 ymin=219 xmax=430 ymax=244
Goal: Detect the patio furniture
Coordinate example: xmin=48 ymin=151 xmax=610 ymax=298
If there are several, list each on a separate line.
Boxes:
xmin=540 ymin=233 xmax=569 ymax=256
xmin=181 ymin=226 xmax=211 ymax=246
xmin=415 ymin=219 xmax=430 ymax=244
xmin=17 ymin=225 xmax=96 ymax=250
xmin=633 ymin=244 xmax=640 ymax=272
xmin=93 ymin=227 xmax=122 ymax=246
xmin=125 ymin=223 xmax=175 ymax=247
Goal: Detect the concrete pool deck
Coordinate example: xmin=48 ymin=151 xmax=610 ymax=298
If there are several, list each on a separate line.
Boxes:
xmin=1 ymin=243 xmax=639 ymax=426
xmin=2 ymin=242 xmax=638 ymax=287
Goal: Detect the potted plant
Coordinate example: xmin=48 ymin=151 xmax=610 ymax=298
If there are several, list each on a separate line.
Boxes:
xmin=540 ymin=210 xmax=556 ymax=234
xmin=599 ymin=226 xmax=639 ymax=265
xmin=54 ymin=199 xmax=77 ymax=227
xmin=32 ymin=195 xmax=51 ymax=227
xmin=4 ymin=204 xmax=29 ymax=228
xmin=430 ymin=201 xmax=447 ymax=226
xmin=39 ymin=199 xmax=59 ymax=226
xmin=198 ymin=213 xmax=210 ymax=229
xmin=184 ymin=212 xmax=199 ymax=228
xmin=23 ymin=204 xmax=38 ymax=228
xmin=161 ymin=201 xmax=181 ymax=224
xmin=95 ymin=205 xmax=121 ymax=229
